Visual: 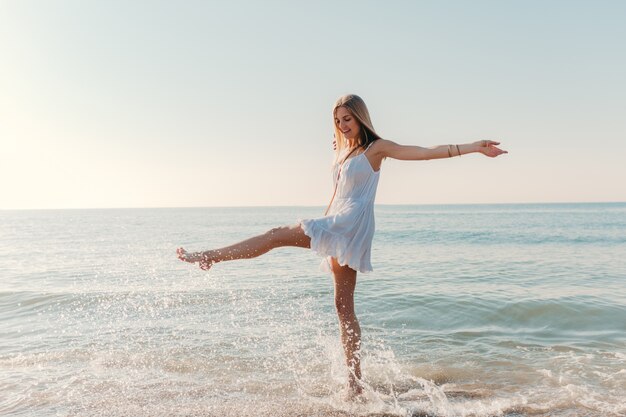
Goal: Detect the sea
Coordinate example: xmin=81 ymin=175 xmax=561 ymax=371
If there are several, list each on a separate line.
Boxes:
xmin=1 ymin=203 xmax=625 ymax=417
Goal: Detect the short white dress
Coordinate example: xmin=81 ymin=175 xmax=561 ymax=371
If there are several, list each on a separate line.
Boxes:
xmin=299 ymin=141 xmax=380 ymax=274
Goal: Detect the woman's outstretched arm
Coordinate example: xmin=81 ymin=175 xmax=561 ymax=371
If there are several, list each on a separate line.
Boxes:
xmin=375 ymin=139 xmax=507 ymax=160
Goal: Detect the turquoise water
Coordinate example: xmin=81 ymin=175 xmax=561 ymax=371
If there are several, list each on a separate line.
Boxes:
xmin=1 ymin=203 xmax=625 ymax=416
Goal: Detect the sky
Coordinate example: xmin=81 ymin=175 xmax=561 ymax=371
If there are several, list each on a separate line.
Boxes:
xmin=1 ymin=0 xmax=625 ymax=209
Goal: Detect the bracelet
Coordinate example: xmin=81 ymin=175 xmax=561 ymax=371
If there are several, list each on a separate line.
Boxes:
xmin=447 ymin=145 xmax=452 ymax=158
xmin=455 ymin=144 xmax=461 ymax=157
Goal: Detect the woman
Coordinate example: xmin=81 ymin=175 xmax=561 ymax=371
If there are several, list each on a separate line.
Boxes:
xmin=177 ymin=94 xmax=507 ymax=397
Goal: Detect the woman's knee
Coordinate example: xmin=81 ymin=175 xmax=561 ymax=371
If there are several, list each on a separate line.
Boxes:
xmin=334 ymin=296 xmax=355 ymax=318
xmin=265 ymin=225 xmax=299 ymax=245
xmin=266 ymin=224 xmax=309 ymax=248
xmin=265 ymin=226 xmax=288 ymax=245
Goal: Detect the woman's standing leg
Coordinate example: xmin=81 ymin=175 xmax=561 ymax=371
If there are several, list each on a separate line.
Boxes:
xmin=177 ymin=223 xmax=311 ymax=270
xmin=330 ymin=257 xmax=363 ymax=396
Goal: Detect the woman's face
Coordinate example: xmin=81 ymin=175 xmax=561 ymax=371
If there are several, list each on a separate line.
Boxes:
xmin=334 ymin=106 xmax=361 ymax=142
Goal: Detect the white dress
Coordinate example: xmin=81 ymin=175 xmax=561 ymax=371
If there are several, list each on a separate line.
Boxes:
xmin=299 ymin=142 xmax=380 ymax=273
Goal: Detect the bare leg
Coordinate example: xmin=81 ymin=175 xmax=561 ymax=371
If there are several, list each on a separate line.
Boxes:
xmin=330 ymin=257 xmax=363 ymax=398
xmin=177 ymin=223 xmax=311 ymax=270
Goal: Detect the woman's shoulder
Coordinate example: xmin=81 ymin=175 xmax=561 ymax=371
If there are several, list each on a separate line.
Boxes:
xmin=365 ymin=138 xmax=392 ymax=153
xmin=369 ymin=138 xmax=393 ymax=146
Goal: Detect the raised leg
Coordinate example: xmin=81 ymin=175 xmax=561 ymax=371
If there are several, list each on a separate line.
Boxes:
xmin=177 ymin=223 xmax=311 ymax=270
xmin=330 ymin=257 xmax=363 ymax=397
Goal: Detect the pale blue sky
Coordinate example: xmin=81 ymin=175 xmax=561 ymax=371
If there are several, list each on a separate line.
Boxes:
xmin=1 ymin=0 xmax=625 ymax=209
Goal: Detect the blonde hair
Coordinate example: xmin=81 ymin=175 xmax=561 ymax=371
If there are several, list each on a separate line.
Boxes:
xmin=332 ymin=94 xmax=383 ymax=160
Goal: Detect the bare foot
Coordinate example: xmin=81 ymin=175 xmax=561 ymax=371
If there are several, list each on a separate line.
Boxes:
xmin=176 ymin=248 xmax=215 ymax=271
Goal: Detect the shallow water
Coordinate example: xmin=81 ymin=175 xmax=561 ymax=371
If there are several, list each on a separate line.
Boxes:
xmin=1 ymin=203 xmax=625 ymax=416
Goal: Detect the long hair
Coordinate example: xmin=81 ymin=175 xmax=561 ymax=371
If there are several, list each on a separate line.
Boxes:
xmin=332 ymin=94 xmax=383 ymax=160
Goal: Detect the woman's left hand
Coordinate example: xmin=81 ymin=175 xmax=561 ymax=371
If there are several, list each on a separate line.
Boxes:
xmin=474 ymin=140 xmax=508 ymax=158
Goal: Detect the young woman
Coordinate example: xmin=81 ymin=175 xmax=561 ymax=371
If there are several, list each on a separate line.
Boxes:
xmin=177 ymin=94 xmax=507 ymax=398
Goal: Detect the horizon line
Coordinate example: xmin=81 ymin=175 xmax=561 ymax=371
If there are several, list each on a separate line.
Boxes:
xmin=2 ymin=200 xmax=625 ymax=211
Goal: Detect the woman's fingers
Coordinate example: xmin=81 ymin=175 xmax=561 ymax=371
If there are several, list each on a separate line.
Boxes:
xmin=479 ymin=144 xmax=508 ymax=157
xmin=489 ymin=146 xmax=508 ymax=156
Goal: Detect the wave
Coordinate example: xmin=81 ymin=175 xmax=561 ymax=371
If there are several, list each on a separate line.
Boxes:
xmin=376 ymin=228 xmax=626 ymax=246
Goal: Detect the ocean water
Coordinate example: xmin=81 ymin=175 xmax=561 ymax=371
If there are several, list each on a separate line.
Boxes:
xmin=1 ymin=203 xmax=625 ymax=417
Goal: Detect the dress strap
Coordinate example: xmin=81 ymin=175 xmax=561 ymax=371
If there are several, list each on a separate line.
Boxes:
xmin=364 ymin=140 xmax=375 ymax=153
